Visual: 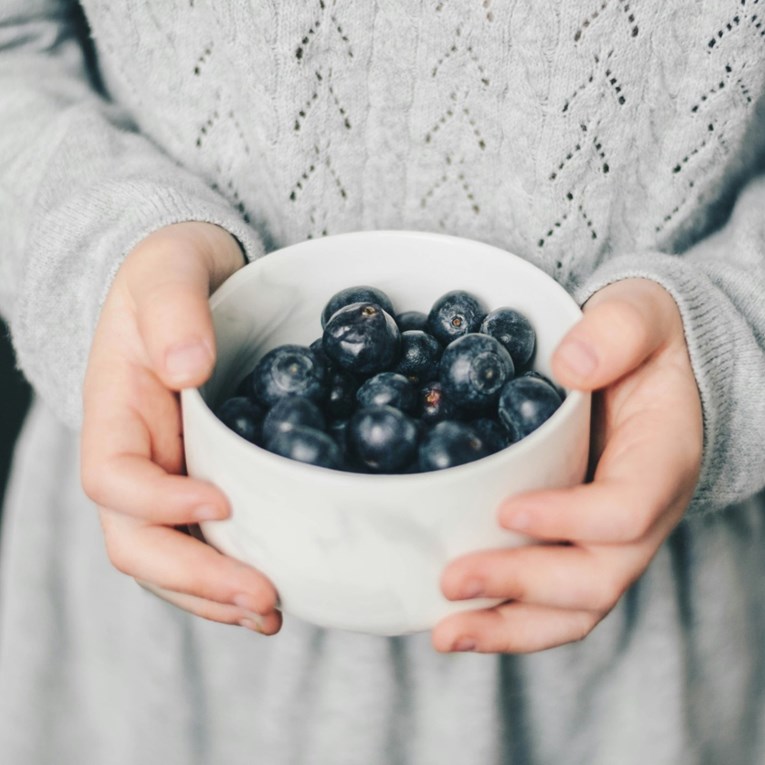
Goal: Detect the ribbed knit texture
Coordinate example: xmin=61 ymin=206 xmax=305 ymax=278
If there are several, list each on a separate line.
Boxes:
xmin=1 ymin=2 xmax=765 ymax=763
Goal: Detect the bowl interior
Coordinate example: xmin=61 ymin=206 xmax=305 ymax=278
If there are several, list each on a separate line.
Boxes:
xmin=201 ymin=230 xmax=581 ymax=413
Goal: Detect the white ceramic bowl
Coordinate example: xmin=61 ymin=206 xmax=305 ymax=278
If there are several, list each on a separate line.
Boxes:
xmin=181 ymin=231 xmax=590 ymax=635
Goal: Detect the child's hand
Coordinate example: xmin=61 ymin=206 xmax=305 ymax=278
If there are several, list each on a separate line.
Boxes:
xmin=433 ymin=278 xmax=703 ymax=654
xmin=81 ymin=222 xmax=281 ymax=634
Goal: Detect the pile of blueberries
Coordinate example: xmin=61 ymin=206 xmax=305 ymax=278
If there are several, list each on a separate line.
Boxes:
xmin=214 ymin=286 xmax=564 ymax=474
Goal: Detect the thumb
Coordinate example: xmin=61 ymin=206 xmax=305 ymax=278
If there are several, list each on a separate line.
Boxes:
xmin=127 ymin=223 xmax=245 ymax=391
xmin=551 ymin=278 xmax=675 ymax=391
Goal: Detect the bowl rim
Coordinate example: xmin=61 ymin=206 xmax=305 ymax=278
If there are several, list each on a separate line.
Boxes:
xmin=181 ymin=230 xmax=589 ymax=488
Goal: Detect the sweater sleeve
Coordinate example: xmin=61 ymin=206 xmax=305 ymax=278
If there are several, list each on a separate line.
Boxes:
xmin=575 ymin=174 xmax=765 ymax=516
xmin=0 ymin=0 xmax=264 ymax=430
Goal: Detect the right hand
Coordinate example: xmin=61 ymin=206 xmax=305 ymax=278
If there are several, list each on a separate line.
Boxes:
xmin=81 ymin=222 xmax=281 ymax=634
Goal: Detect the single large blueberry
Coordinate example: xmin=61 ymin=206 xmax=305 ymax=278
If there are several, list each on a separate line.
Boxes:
xmin=419 ymin=421 xmax=489 ymax=472
xmin=347 ymin=405 xmax=419 ymax=473
xmin=480 ymin=307 xmax=536 ymax=369
xmin=249 ymin=344 xmax=328 ymax=407
xmin=426 ymin=290 xmax=486 ymax=346
xmin=396 ymin=310 xmax=428 ymax=333
xmin=417 ymin=381 xmax=461 ymax=426
xmin=356 ymin=372 xmax=418 ymax=415
xmin=262 ymin=397 xmax=326 ymax=446
xmin=498 ymin=376 xmax=563 ymax=441
xmin=265 ymin=425 xmax=343 ymax=470
xmin=215 ymin=396 xmax=265 ymax=445
xmin=393 ymin=330 xmax=442 ymax=384
xmin=439 ymin=333 xmax=514 ymax=411
xmin=322 ymin=302 xmax=401 ymax=375
xmin=321 ymin=285 xmax=396 ymax=329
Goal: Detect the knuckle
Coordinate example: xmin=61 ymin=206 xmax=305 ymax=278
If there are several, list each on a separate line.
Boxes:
xmin=592 ymin=575 xmax=624 ymax=613
xmin=103 ymin=535 xmax=134 ymax=576
xmin=572 ymin=612 xmax=600 ymax=643
xmin=611 ymin=501 xmax=654 ymax=542
xmin=80 ymin=461 xmax=108 ymax=505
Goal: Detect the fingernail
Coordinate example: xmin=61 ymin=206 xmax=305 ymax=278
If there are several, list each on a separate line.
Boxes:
xmin=165 ymin=341 xmax=212 ymax=383
xmin=556 ymin=338 xmax=598 ymax=379
xmin=458 ymin=578 xmax=484 ymax=600
xmin=194 ymin=504 xmax=225 ymax=521
xmin=239 ymin=616 xmax=264 ymax=632
xmin=452 ymin=637 xmax=477 ymax=652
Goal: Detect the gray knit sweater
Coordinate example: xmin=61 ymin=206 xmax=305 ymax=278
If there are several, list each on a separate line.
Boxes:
xmin=1 ymin=2 xmax=765 ymax=764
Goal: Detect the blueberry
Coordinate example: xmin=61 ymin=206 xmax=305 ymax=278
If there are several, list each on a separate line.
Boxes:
xmin=418 ymin=421 xmax=489 ymax=472
xmin=498 ymin=376 xmax=563 ymax=441
xmin=324 ymin=368 xmax=359 ymax=419
xmin=356 ymin=372 xmax=418 ymax=415
xmin=310 ymin=337 xmax=335 ymax=371
xmin=426 ymin=290 xmax=486 ymax=346
xmin=523 ymin=369 xmax=566 ymax=399
xmin=439 ymin=333 xmax=514 ymax=411
xmin=328 ymin=417 xmax=350 ymax=457
xmin=321 ymin=285 xmax=396 ymax=329
xmin=262 ymin=397 xmax=326 ymax=446
xmin=249 ymin=344 xmax=328 ymax=407
xmin=480 ymin=307 xmax=536 ymax=369
xmin=322 ymin=302 xmax=401 ymax=375
xmin=418 ymin=381 xmax=461 ymax=426
xmin=215 ymin=396 xmax=265 ymax=444
xmin=396 ymin=310 xmax=428 ymax=333
xmin=470 ymin=417 xmax=513 ymax=454
xmin=393 ymin=330 xmax=442 ymax=384
xmin=265 ymin=425 xmax=343 ymax=469
xmin=347 ymin=405 xmax=419 ymax=473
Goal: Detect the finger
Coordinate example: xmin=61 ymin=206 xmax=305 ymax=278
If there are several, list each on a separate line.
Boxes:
xmin=432 ymin=601 xmax=600 ymax=654
xmin=551 ymin=278 xmax=677 ymax=391
xmin=131 ymin=250 xmax=218 ymax=391
xmin=82 ymin=359 xmax=230 ymax=523
xmin=126 ymin=224 xmax=246 ymax=390
xmin=441 ymin=543 xmax=644 ymax=614
xmin=83 ymin=454 xmax=229 ymax=524
xmin=101 ymin=508 xmax=278 ymax=616
xmin=498 ymin=409 xmax=698 ymax=544
xmin=139 ymin=582 xmax=283 ymax=635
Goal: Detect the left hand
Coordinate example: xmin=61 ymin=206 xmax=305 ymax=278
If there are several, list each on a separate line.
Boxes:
xmin=432 ymin=278 xmax=703 ymax=654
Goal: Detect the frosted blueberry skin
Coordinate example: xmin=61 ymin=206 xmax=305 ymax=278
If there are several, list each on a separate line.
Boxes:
xmin=426 ymin=290 xmax=486 ymax=346
xmin=347 ymin=405 xmax=419 ymax=473
xmin=417 ymin=381 xmax=462 ymax=426
xmin=249 ymin=344 xmax=328 ymax=408
xmin=320 ymin=285 xmax=396 ymax=329
xmin=215 ymin=396 xmax=265 ymax=445
xmin=356 ymin=371 xmax=418 ymax=415
xmin=393 ymin=330 xmax=442 ymax=385
xmin=439 ymin=333 xmax=515 ymax=412
xmin=395 ymin=310 xmax=428 ymax=333
xmin=322 ymin=302 xmax=401 ymax=375
xmin=418 ymin=421 xmax=489 ymax=472
xmin=498 ymin=376 xmax=563 ymax=441
xmin=262 ymin=397 xmax=326 ymax=446
xmin=523 ymin=369 xmax=566 ymax=400
xmin=480 ymin=307 xmax=536 ymax=370
xmin=470 ymin=417 xmax=514 ymax=454
xmin=265 ymin=425 xmax=343 ymax=469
